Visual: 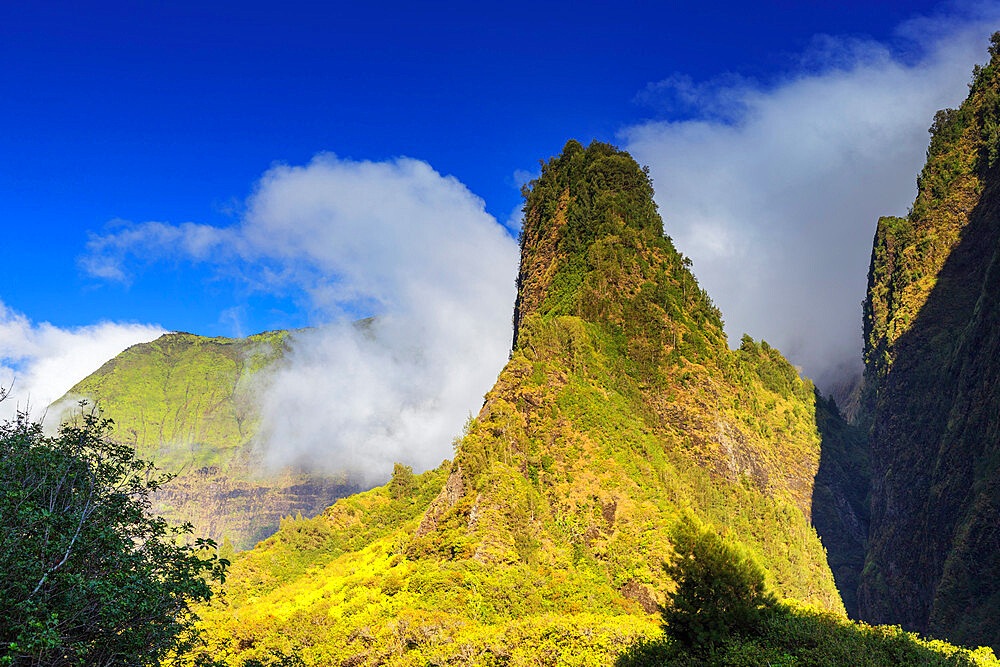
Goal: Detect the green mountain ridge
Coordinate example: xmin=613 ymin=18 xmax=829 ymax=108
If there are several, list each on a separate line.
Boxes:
xmin=859 ymin=33 xmax=1000 ymax=647
xmin=182 ymin=140 xmax=869 ymax=665
xmin=50 ymin=329 xmax=359 ymax=549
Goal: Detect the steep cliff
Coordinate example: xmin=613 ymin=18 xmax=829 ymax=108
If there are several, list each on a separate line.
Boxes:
xmin=859 ymin=34 xmax=1000 ymax=646
xmin=811 ymin=393 xmax=869 ymax=618
xmin=50 ymin=331 xmax=358 ymax=549
xmin=189 ymin=141 xmax=849 ymax=665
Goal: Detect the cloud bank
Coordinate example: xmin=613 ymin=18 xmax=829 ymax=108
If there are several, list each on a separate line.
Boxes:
xmin=0 ymin=301 xmax=163 ymax=421
xmin=85 ymin=155 xmax=519 ymax=480
xmin=623 ymin=7 xmax=1000 ymax=388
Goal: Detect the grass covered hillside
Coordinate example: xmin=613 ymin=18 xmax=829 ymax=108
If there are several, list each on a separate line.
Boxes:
xmin=859 ymin=34 xmax=1000 ymax=646
xmin=185 ymin=141 xmax=864 ymax=665
xmin=50 ymin=330 xmax=358 ymax=549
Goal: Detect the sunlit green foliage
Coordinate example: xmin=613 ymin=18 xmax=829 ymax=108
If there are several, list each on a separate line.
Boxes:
xmin=661 ymin=515 xmax=776 ymax=652
xmin=0 ymin=411 xmax=227 ymax=666
xmin=619 ymin=601 xmax=999 ymax=666
xmin=52 ymin=330 xmax=291 ymax=470
xmin=186 ymin=141 xmax=856 ymax=664
xmin=515 ymin=141 xmax=723 ymax=379
xmin=618 ymin=524 xmax=996 ymax=666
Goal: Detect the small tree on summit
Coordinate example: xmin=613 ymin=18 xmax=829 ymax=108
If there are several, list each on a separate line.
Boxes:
xmin=389 ymin=462 xmax=416 ymax=499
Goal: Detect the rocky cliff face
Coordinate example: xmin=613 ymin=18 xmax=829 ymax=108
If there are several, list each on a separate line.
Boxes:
xmin=150 ymin=466 xmax=358 ymax=549
xmin=859 ymin=35 xmax=1000 ymax=646
xmin=51 ymin=331 xmax=358 ymax=549
xmin=191 ymin=141 xmax=850 ymax=665
xmin=810 ymin=394 xmax=869 ymax=618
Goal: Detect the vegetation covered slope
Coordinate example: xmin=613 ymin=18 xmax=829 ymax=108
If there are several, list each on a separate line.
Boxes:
xmin=859 ymin=35 xmax=1000 ymax=646
xmin=50 ymin=330 xmax=357 ymax=549
xmin=187 ymin=141 xmax=852 ymax=665
xmin=618 ymin=515 xmax=995 ymax=666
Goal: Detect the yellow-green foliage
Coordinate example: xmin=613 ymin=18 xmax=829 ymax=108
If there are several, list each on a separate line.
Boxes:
xmin=619 ymin=600 xmax=999 ymax=666
xmin=53 ymin=330 xmax=291 ymax=470
xmin=187 ymin=463 xmax=663 ymax=666
xmin=186 ymin=315 xmax=844 ymax=665
xmin=185 ymin=141 xmax=850 ymax=664
xmin=619 ymin=518 xmax=992 ymax=665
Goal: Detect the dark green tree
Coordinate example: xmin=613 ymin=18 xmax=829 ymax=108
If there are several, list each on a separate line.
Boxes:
xmin=0 ymin=409 xmax=228 ymax=666
xmin=661 ymin=514 xmax=776 ymax=652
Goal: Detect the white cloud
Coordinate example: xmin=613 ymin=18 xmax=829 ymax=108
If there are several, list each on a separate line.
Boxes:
xmin=622 ymin=7 xmax=1000 ymax=388
xmin=81 ymin=220 xmax=229 ymax=283
xmin=84 ymin=154 xmax=520 ymax=480
xmin=0 ymin=300 xmax=164 ymax=421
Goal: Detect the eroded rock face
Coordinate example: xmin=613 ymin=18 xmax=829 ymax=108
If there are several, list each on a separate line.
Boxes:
xmin=153 ymin=468 xmax=360 ymax=549
xmin=620 ymin=579 xmax=660 ymax=614
xmin=414 ymin=464 xmax=464 ymax=538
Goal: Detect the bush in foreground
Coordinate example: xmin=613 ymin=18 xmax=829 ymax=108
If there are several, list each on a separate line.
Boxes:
xmin=0 ymin=410 xmax=228 ymax=666
xmin=617 ymin=515 xmax=998 ymax=666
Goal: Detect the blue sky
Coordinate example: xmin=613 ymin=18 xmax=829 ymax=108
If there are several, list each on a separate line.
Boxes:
xmin=2 ymin=0 xmax=998 ymax=420
xmin=3 ymin=0 xmax=943 ymax=332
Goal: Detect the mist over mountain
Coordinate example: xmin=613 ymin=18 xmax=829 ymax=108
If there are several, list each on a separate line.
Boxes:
xmin=0 ymin=300 xmax=164 ymax=421
xmin=46 ymin=330 xmax=361 ymax=549
xmin=624 ymin=10 xmax=1000 ymax=390
xmin=254 ymin=312 xmax=511 ymax=482
xmin=83 ymin=155 xmax=519 ymax=481
xmin=15 ymin=4 xmax=1000 ymax=665
xmin=21 ymin=54 xmax=1000 ymax=663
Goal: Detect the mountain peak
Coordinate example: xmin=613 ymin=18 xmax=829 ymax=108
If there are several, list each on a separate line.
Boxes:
xmin=186 ymin=141 xmax=862 ymax=663
xmin=512 ymin=140 xmax=724 ymax=366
